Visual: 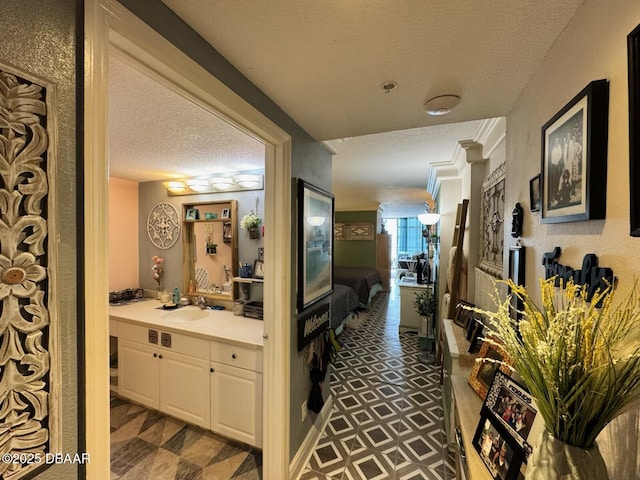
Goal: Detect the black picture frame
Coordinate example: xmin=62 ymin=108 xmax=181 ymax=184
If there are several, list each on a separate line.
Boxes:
xmin=221 ymin=208 xmax=230 ymax=219
xmin=473 ymin=406 xmax=525 ymax=480
xmin=540 ymin=79 xmax=609 ymax=223
xmin=508 ymin=246 xmax=526 ymax=322
xmin=483 ymin=371 xmax=545 ymax=462
xmin=529 ymin=175 xmax=541 ymax=212
xmin=628 ymin=24 xmax=640 ymax=236
xmin=297 ymin=179 xmax=334 ymax=311
xmin=454 ymin=299 xmax=475 ymax=329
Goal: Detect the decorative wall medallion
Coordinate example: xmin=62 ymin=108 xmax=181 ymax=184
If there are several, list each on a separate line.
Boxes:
xmin=147 ymin=202 xmax=181 ymax=249
xmin=0 ymin=64 xmax=59 ymax=478
xmin=479 ymin=163 xmax=506 ymax=277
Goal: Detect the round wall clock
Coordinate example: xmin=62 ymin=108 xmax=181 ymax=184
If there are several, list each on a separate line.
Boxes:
xmin=147 ymin=202 xmax=181 ymax=249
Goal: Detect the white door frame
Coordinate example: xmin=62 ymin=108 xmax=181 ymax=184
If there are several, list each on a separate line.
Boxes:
xmin=84 ymin=1 xmax=291 ymax=478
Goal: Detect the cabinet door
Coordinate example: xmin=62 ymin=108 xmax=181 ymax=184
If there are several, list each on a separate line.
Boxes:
xmin=118 ymin=339 xmax=160 ymax=409
xmin=210 ymin=362 xmax=262 ymax=448
xmin=159 ymin=350 xmax=211 ymax=429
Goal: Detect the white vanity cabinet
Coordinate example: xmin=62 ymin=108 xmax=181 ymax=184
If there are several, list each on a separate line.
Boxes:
xmin=116 ymin=323 xmax=211 ymax=429
xmin=210 ymin=341 xmax=263 ymax=448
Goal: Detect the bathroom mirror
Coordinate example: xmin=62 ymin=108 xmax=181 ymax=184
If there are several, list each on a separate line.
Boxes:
xmin=182 ymin=200 xmax=238 ymax=301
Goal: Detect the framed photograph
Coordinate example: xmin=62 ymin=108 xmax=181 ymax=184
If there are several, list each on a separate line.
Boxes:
xmin=254 ymin=259 xmax=264 ymax=279
xmin=508 ymin=246 xmax=526 ymax=322
xmin=454 ymin=300 xmax=475 ymax=329
xmin=221 ymin=208 xmax=230 ymax=219
xmin=540 ymin=79 xmax=609 ymax=223
xmin=468 ymin=339 xmax=513 ymax=400
xmin=473 ymin=411 xmax=524 ymax=480
xmin=185 ymin=208 xmax=199 ymax=220
xmin=467 ymin=318 xmax=484 ymax=354
xmin=297 ymin=179 xmax=334 ymax=311
xmin=529 ymin=175 xmax=541 ymax=212
xmin=483 ymin=371 xmax=545 ymax=461
xmin=628 ymin=24 xmax=640 ymax=236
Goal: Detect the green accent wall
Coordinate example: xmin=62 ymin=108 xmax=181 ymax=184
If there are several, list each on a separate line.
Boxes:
xmin=335 ymin=211 xmax=377 ymax=267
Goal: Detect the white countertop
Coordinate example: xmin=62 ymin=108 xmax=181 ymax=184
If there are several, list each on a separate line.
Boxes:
xmin=109 ymin=299 xmax=264 ymax=348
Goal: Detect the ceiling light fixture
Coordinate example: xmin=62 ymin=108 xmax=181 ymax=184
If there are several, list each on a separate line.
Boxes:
xmin=423 ymin=94 xmax=461 ymax=116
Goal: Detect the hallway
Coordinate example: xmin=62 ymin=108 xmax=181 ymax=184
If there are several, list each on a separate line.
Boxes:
xmin=301 ymin=285 xmax=456 ymax=479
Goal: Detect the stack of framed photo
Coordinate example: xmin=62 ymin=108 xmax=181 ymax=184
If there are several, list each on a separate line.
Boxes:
xmin=472 ymin=371 xmax=544 ymax=480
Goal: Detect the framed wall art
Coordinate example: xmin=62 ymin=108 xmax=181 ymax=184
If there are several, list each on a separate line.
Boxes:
xmin=540 ymin=79 xmax=609 ymax=223
xmin=297 ymin=179 xmax=334 ymax=311
xmin=628 ymin=24 xmax=640 ymax=236
xmin=529 ymin=174 xmax=541 ymax=212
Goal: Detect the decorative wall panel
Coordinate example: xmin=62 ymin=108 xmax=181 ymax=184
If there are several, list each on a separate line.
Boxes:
xmin=0 ymin=64 xmax=58 ymax=479
xmin=334 ymin=222 xmax=374 ymax=241
xmin=479 ymin=162 xmax=506 ymax=277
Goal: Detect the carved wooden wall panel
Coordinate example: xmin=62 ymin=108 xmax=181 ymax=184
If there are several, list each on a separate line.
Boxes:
xmin=0 ymin=64 xmax=59 ymax=479
xmin=479 ymin=162 xmax=506 ymax=277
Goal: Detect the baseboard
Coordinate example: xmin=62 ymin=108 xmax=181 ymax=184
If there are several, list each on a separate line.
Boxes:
xmin=289 ymin=395 xmax=334 ymax=480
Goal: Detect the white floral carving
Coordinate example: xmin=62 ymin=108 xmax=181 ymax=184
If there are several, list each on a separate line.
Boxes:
xmin=147 ymin=202 xmax=181 ymax=249
xmin=0 ymin=67 xmax=52 ymax=479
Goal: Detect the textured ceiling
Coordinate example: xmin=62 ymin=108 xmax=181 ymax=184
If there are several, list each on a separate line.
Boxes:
xmin=162 ymin=0 xmax=584 ymax=140
xmin=109 ymin=1 xmax=584 ymax=216
xmin=108 ymin=55 xmax=265 ymax=182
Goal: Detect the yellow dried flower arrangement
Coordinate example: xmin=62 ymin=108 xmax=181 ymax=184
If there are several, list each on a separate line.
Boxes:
xmin=472 ymin=277 xmax=640 ymax=448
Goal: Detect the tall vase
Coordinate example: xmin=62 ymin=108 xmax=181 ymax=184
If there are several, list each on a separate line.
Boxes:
xmin=527 ymin=430 xmax=608 ymax=480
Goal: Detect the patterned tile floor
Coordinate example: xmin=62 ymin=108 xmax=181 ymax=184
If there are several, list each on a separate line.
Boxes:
xmin=300 ymin=284 xmax=456 ymax=480
xmin=109 ymin=281 xmax=453 ymax=480
xmin=110 ymin=396 xmax=262 ymax=479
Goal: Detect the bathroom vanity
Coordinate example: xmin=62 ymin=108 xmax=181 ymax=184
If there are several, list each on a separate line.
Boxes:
xmin=110 ymin=299 xmax=264 ymax=448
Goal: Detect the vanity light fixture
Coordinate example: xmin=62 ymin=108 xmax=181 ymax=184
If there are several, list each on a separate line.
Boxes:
xmin=235 ymin=174 xmax=263 ymax=189
xmin=209 ymin=177 xmax=234 ymax=190
xmin=164 ymin=181 xmax=187 ymax=194
xmin=185 ymin=179 xmax=210 ymax=192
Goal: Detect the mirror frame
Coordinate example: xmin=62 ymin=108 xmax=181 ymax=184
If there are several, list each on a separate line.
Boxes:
xmin=182 ymin=199 xmax=239 ymax=300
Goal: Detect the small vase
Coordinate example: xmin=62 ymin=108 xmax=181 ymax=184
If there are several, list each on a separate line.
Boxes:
xmin=248 ymin=227 xmax=260 ymax=240
xmin=527 ymin=430 xmax=608 ymax=480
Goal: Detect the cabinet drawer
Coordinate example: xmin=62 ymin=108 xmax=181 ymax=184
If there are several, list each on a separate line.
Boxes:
xmin=211 ymin=342 xmax=262 ymax=372
xmin=115 ymin=321 xmax=208 ymax=360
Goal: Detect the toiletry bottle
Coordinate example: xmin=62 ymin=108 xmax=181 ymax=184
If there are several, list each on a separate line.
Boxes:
xmin=173 ymin=287 xmax=180 ymax=304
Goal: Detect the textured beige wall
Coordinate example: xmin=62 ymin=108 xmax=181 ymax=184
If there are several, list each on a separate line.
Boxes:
xmin=506 ymin=1 xmax=640 ymax=477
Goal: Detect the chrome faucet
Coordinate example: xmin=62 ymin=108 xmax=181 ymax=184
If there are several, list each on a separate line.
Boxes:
xmin=197 ymin=296 xmax=208 ymax=309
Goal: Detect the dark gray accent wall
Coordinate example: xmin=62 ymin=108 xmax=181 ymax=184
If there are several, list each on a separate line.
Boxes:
xmin=1 ymin=1 xmax=81 ymax=479
xmin=117 ymin=0 xmax=333 ymax=462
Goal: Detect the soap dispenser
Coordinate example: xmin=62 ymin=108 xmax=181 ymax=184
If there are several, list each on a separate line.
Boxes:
xmin=172 ymin=287 xmax=180 ymax=304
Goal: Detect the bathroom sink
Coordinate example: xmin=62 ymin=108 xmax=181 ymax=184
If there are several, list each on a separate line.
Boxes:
xmin=162 ymin=309 xmax=208 ymax=322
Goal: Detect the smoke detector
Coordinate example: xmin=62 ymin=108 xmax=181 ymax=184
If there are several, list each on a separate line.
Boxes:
xmin=423 ymin=94 xmax=461 ymax=116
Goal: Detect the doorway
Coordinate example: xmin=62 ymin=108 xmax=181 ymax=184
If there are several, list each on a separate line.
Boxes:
xmin=85 ymin=1 xmax=291 ymax=477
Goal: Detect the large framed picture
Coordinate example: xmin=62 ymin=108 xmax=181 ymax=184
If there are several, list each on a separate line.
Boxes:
xmin=628 ymin=24 xmax=640 ymax=236
xmin=297 ymin=179 xmax=334 ymax=311
xmin=483 ymin=371 xmax=544 ymax=462
xmin=468 ymin=340 xmax=513 ymax=400
xmin=473 ymin=409 xmax=525 ymax=480
xmin=540 ymin=79 xmax=609 ymax=223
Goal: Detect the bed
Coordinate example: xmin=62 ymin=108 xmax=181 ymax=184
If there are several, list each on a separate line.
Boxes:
xmin=329 ymin=284 xmax=360 ymax=334
xmin=334 ymin=266 xmax=383 ymax=307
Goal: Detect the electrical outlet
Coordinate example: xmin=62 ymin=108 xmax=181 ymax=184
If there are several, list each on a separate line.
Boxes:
xmin=301 ymin=400 xmax=308 ymax=422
